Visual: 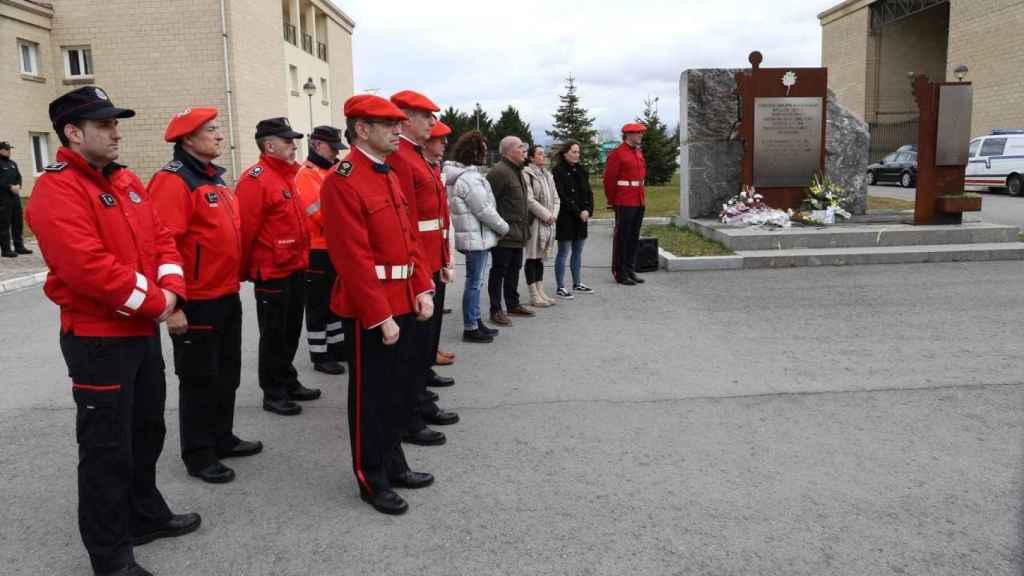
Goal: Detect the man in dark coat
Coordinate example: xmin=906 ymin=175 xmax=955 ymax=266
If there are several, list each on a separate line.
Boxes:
xmin=486 ymin=136 xmax=533 ymax=325
xmin=0 ymin=141 xmax=31 ymax=257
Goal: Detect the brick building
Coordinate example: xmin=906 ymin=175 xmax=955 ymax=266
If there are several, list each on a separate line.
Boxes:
xmin=1 ymin=0 xmax=355 ymax=193
xmin=819 ymin=0 xmax=1023 ymax=160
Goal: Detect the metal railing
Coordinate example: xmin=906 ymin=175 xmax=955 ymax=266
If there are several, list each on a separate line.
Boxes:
xmin=317 ymin=42 xmax=328 ymax=62
xmin=301 ymin=33 xmax=313 ymax=54
xmin=283 ymin=23 xmax=296 ymax=45
xmin=868 ymin=117 xmax=919 ymax=163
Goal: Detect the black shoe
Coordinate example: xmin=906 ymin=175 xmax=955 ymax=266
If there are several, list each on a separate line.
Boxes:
xmin=132 ymin=512 xmax=202 ymax=546
xmin=360 ymin=488 xmax=408 ymax=515
xmin=629 ymin=273 xmax=645 ymax=284
xmin=443 ymin=307 xmax=452 ymax=314
xmin=287 ymin=384 xmax=322 ymax=401
xmin=477 ymin=320 xmax=499 ymax=337
xmin=616 ymin=277 xmax=637 ymax=286
xmin=217 ymin=439 xmax=263 ymax=459
xmin=427 ymin=373 xmax=455 ymax=388
xmin=14 ymin=246 xmax=32 ymax=255
xmin=424 ymin=409 xmax=460 ymax=426
xmin=425 ymin=389 xmax=439 ymax=402
xmin=1 ymin=251 xmax=16 ymax=258
xmin=97 ymin=562 xmax=154 ymax=576
xmin=189 ymin=461 xmax=235 ymax=484
xmin=402 ymin=427 xmax=446 ymax=446
xmin=462 ymin=329 xmax=494 ymax=343
xmin=263 ymin=398 xmax=302 ymax=415
xmin=390 ymin=470 xmax=434 ymax=489
xmin=314 ymin=361 xmax=346 ymax=375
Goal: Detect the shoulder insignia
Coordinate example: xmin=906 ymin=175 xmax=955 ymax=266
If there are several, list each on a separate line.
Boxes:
xmin=162 ymin=160 xmax=183 ymax=173
xmin=44 ymin=162 xmax=68 ymax=172
xmin=336 ymin=160 xmax=353 ymax=177
xmin=248 ymin=166 xmax=263 ymax=178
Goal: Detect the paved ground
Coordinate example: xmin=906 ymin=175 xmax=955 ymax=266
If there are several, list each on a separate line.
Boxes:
xmin=0 ymin=239 xmax=44 ymax=285
xmin=1 ymin=225 xmax=1023 ymax=575
xmin=870 ymin=184 xmax=1024 ymax=228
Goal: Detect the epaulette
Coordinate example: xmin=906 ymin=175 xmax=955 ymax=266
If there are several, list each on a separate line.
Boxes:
xmin=336 ymin=160 xmax=353 ymax=177
xmin=248 ymin=166 xmax=263 ymax=178
xmin=44 ymin=162 xmax=67 ymax=172
xmin=162 ymin=160 xmax=183 ymax=173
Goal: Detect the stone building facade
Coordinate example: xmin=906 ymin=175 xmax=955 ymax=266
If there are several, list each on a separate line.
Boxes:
xmin=2 ymin=0 xmax=355 ymax=193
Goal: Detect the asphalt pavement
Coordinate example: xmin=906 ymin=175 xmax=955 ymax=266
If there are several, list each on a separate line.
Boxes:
xmin=870 ymin=184 xmax=1024 ymax=228
xmin=1 ymin=225 xmax=1023 ymax=575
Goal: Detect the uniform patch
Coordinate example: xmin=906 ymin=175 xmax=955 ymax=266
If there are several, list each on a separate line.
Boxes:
xmin=44 ymin=162 xmax=67 ymax=172
xmin=248 ymin=166 xmax=263 ymax=178
xmin=282 ymin=190 xmax=292 ymax=200
xmin=162 ymin=160 xmax=183 ymax=173
xmin=99 ymin=193 xmax=117 ymax=207
xmin=128 ymin=190 xmax=142 ymax=204
xmin=336 ymin=160 xmax=353 ymax=177
xmin=205 ymin=191 xmax=220 ymax=205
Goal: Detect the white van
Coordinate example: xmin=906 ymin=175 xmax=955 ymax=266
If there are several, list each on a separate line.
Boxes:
xmin=964 ymin=130 xmax=1024 ymax=196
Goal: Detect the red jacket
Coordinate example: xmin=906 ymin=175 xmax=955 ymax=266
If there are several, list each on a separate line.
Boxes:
xmin=603 ymin=143 xmax=647 ymax=207
xmin=148 ymin=148 xmax=241 ymax=300
xmin=390 ymin=137 xmax=450 ymax=273
xmin=26 ymin=147 xmax=186 ymax=337
xmin=321 ymin=146 xmax=433 ymax=328
xmin=236 ymin=154 xmax=310 ymax=281
xmin=294 ymin=158 xmax=333 ymax=251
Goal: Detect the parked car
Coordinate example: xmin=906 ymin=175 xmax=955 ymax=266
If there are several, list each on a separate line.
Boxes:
xmin=964 ymin=129 xmax=1024 ymax=196
xmin=867 ymin=149 xmax=917 ymax=187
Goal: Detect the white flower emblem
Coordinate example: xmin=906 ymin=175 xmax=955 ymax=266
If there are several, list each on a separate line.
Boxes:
xmin=782 ymin=71 xmax=797 ymax=95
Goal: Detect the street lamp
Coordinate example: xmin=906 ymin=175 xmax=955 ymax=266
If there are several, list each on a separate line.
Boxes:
xmin=302 ymin=77 xmax=316 ymax=157
xmin=954 ymin=64 xmax=969 ymax=82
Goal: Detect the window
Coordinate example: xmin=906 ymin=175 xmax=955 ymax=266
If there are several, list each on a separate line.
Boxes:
xmin=30 ymin=133 xmax=50 ymax=175
xmin=63 ymin=47 xmax=93 ymax=78
xmin=980 ymin=138 xmax=1007 ymax=158
xmin=18 ymin=40 xmax=39 ymax=75
xmin=289 ymin=65 xmax=299 ymax=94
xmin=968 ymin=140 xmax=981 ymax=158
xmin=883 ymin=153 xmax=897 ymax=163
xmin=320 ymin=77 xmax=328 ymax=100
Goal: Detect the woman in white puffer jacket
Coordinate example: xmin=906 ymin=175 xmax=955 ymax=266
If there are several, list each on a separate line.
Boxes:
xmin=443 ymin=131 xmax=509 ymax=343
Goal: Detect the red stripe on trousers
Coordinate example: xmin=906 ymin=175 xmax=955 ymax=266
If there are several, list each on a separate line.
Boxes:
xmin=72 ymin=384 xmax=121 ymax=392
xmin=353 ymin=320 xmax=371 ymax=495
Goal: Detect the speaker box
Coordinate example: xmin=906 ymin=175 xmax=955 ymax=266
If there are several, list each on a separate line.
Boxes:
xmin=636 ymin=237 xmax=659 ymax=273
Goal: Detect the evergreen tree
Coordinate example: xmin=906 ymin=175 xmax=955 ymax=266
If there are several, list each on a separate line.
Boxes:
xmin=492 ymin=106 xmax=534 ymax=149
xmin=546 ymin=75 xmax=600 ymax=167
xmin=468 ymin=103 xmax=495 ymax=150
xmin=637 ymin=97 xmax=679 ymax=185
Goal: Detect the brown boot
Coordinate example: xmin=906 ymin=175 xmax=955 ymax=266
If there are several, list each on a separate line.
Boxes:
xmin=490 ymin=309 xmax=512 ymax=326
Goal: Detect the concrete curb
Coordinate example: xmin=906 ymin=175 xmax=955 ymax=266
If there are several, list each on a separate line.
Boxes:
xmin=590 ymin=216 xmax=673 ymax=227
xmin=0 ymin=271 xmax=47 ymax=295
xmin=659 ymin=247 xmax=744 ymax=272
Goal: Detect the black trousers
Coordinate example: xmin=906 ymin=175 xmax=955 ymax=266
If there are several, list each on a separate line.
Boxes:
xmin=0 ymin=191 xmax=24 ymax=252
xmin=344 ymin=314 xmax=417 ymax=494
xmin=171 ymin=293 xmax=243 ymax=472
xmin=524 ymin=258 xmax=544 ymax=284
xmin=408 ymin=272 xmax=443 ymax=433
xmin=612 ymin=205 xmax=645 ymax=280
xmin=488 ymin=245 xmax=523 ymax=312
xmin=59 ymin=332 xmax=173 ymax=575
xmin=254 ymin=272 xmax=305 ymax=400
xmin=305 ymin=250 xmax=344 ymax=364
xmin=429 ymin=271 xmax=446 ymax=362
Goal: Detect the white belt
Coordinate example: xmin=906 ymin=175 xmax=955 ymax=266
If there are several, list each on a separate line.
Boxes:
xmin=375 ymin=263 xmax=414 ymax=280
xmin=418 ymin=218 xmax=442 ymax=232
xmin=616 ymin=180 xmax=644 ymax=187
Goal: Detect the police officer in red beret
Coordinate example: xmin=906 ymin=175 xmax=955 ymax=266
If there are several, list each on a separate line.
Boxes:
xmin=321 ymin=94 xmax=436 ymax=515
xmin=389 ymin=90 xmax=459 ymax=448
xmin=26 ymin=86 xmax=200 ymax=576
xmin=148 ymin=107 xmax=263 ymax=485
xmin=237 ymin=117 xmax=320 ymax=416
xmin=603 ymin=122 xmax=648 ymax=285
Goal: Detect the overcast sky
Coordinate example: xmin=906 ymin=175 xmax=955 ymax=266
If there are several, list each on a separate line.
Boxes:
xmin=337 ymin=0 xmax=841 ymax=143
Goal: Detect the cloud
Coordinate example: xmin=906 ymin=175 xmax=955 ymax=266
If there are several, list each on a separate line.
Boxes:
xmin=338 ymin=0 xmax=840 ymax=142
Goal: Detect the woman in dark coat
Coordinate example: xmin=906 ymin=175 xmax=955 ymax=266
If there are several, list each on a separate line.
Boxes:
xmin=551 ymin=141 xmax=594 ymax=298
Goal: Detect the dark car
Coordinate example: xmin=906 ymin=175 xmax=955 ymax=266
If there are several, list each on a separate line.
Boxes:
xmin=867 ymin=149 xmax=917 ymax=188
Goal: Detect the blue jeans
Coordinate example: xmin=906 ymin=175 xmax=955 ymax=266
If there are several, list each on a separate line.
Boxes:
xmin=555 ymin=239 xmax=585 ymax=289
xmin=462 ymin=250 xmax=489 ymax=330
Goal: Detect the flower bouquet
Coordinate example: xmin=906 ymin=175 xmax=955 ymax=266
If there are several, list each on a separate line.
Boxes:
xmin=794 ymin=173 xmax=852 ymax=225
xmin=719 ymin=186 xmax=791 ymax=227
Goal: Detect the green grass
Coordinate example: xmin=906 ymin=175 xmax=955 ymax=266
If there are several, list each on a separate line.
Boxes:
xmin=590 ymin=172 xmax=680 ymax=219
xmin=641 ymin=224 xmax=732 ymax=257
xmin=868 ymin=195 xmax=914 ymax=211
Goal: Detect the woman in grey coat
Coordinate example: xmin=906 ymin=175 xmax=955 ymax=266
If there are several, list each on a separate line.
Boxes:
xmin=443 ymin=131 xmax=509 ymax=343
xmin=521 ymin=145 xmax=560 ymax=307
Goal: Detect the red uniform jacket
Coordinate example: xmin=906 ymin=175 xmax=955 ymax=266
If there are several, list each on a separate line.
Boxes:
xmin=236 ymin=154 xmax=310 ymax=281
xmin=603 ymin=143 xmax=647 ymax=207
xmin=321 ymin=146 xmax=433 ymax=328
xmin=390 ymin=137 xmax=450 ymax=273
xmin=26 ymin=147 xmax=186 ymax=337
xmin=294 ymin=159 xmax=332 ymax=251
xmin=148 ymin=148 xmax=241 ymax=301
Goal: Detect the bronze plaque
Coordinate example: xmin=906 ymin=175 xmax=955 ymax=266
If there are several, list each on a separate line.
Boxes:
xmin=753 ymin=97 xmax=823 ymax=187
xmin=936 ymin=85 xmax=973 ymax=166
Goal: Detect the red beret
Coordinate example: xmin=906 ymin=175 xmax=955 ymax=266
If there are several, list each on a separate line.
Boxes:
xmin=622 ymin=123 xmax=647 ymax=134
xmin=390 ymin=90 xmax=440 ymax=113
xmin=344 ymin=95 xmax=408 ymax=121
xmin=164 ymin=107 xmax=218 ymax=142
xmin=429 ymin=121 xmax=452 ymax=139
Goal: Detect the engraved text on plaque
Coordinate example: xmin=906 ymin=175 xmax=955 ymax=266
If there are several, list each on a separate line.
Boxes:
xmin=753 ymin=97 xmax=823 ymax=187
